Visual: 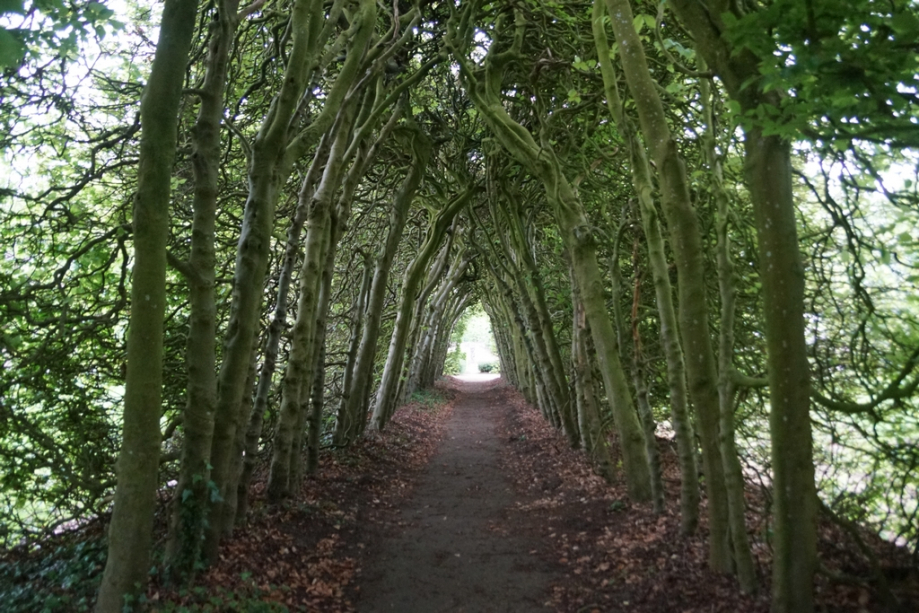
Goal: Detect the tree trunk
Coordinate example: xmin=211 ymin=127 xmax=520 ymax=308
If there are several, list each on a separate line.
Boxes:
xmin=665 ymin=2 xmax=818 ymax=607
xmin=369 ymin=189 xmax=473 ymax=431
xmin=95 ymin=0 xmax=198 ymax=608
xmin=334 ymin=127 xmax=432 ymax=444
xmin=396 ymin=243 xmax=467 ymax=405
xmin=224 ymin=350 xmax=257 ymax=530
xmin=499 ymin=196 xmax=578 ymax=446
xmin=204 ymin=0 xmax=375 ymax=557
xmin=338 ymin=252 xmax=373 ymax=415
xmin=277 ymin=78 xmax=402 ymax=486
xmin=403 ymin=276 xmax=452 ymax=398
xmin=572 ymin=281 xmax=617 ymax=483
xmin=481 ymin=254 xmax=551 ymax=420
xmin=426 ymin=292 xmax=471 ymax=385
xmin=450 ymin=22 xmax=652 ymax=500
xmin=699 ymin=65 xmax=758 ymax=593
xmin=203 ymin=0 xmax=337 ymax=561
xmin=164 ymin=0 xmax=239 ymax=580
xmin=605 ymin=0 xmax=730 ymax=566
xmin=591 ymin=0 xmax=699 ymax=534
xmin=235 ymin=136 xmax=331 ymax=519
xmin=628 ymin=252 xmax=665 ymax=513
xmin=305 ymin=323 xmax=328 ymax=476
xmin=487 ymin=300 xmax=519 ymax=387
xmin=747 ymin=129 xmax=816 ymax=611
xmin=268 ymin=108 xmax=354 ymax=501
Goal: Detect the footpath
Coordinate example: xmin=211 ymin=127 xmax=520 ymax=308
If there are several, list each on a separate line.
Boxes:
xmin=356 ymin=376 xmax=555 ymax=612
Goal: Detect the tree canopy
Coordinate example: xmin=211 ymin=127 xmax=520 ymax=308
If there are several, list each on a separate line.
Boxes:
xmin=1 ymin=0 xmax=917 ymax=611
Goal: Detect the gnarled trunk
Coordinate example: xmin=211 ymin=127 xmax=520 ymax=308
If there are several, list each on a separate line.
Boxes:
xmin=165 ymin=0 xmax=241 ymax=581
xmin=268 ymin=106 xmax=355 ymax=501
xmin=334 ymin=127 xmax=432 ymax=444
xmin=370 ymin=189 xmax=472 ymax=430
xmin=571 ymin=279 xmax=616 ymax=483
xmin=235 ymin=135 xmax=331 ymax=519
xmin=699 ymin=65 xmax=757 ymax=593
xmin=449 ymin=16 xmax=652 ymax=500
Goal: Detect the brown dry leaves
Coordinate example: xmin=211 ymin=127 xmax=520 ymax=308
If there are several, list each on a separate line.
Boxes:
xmin=150 ymin=379 xmax=917 ymax=612
xmin=495 ymin=385 xmax=916 ymax=613
xmin=150 ymin=389 xmax=454 ymax=612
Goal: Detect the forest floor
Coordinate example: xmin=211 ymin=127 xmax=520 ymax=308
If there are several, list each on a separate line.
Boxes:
xmin=5 ymin=376 xmax=916 ymax=612
xmin=149 ymin=375 xmax=916 ymax=612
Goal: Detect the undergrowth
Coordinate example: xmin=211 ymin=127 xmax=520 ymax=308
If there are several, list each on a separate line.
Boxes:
xmin=408 ymin=388 xmax=447 ymax=410
xmin=0 ymin=536 xmax=106 ymax=612
xmin=151 ymin=582 xmax=292 ymax=612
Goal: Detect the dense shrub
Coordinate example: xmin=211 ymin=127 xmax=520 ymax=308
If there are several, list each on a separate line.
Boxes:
xmin=478 ymin=361 xmax=499 ymax=373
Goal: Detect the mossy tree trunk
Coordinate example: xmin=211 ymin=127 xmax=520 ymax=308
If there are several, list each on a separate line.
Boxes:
xmin=699 ymin=62 xmax=758 ymax=594
xmin=300 ymin=98 xmax=403 ymax=477
xmin=203 ymin=0 xmax=357 ymax=560
xmin=627 ymin=246 xmax=665 ymax=514
xmin=424 ymin=291 xmax=472 ymax=385
xmin=746 ymin=128 xmax=816 ymax=611
xmin=571 ymin=278 xmax=617 ymax=483
xmin=164 ymin=0 xmax=241 ymax=582
xmin=95 ymin=0 xmax=199 ymax=608
xmin=591 ymin=0 xmax=699 ymax=534
xmin=496 ymin=188 xmax=579 ymax=446
xmin=604 ymin=0 xmax=730 ymax=565
xmin=472 ymin=227 xmax=554 ymax=421
xmin=370 ymin=188 xmax=473 ymax=430
xmin=667 ymin=1 xmax=817 ymax=608
xmin=333 ymin=126 xmax=432 ymax=444
xmin=268 ymin=104 xmax=357 ymax=501
xmin=403 ymin=255 xmax=472 ymax=399
xmin=479 ymin=212 xmax=563 ymax=429
xmin=235 ymin=134 xmax=331 ymax=519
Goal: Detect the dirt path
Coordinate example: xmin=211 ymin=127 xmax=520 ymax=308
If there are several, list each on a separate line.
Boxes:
xmin=355 ymin=376 xmax=555 ymax=612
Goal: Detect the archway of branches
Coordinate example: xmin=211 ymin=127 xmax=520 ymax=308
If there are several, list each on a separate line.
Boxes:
xmin=2 ymin=0 xmax=918 ymax=610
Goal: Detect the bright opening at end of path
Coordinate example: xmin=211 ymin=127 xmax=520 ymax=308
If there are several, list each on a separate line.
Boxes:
xmin=446 ymin=303 xmax=501 ymax=382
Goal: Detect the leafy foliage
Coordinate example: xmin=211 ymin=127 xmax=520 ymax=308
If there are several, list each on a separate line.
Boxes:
xmin=0 ymin=536 xmax=106 ymax=612
xmin=0 ymin=0 xmax=918 ymax=608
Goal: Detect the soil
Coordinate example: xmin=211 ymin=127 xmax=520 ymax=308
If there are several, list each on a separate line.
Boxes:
xmin=354 ymin=375 xmax=557 ymax=612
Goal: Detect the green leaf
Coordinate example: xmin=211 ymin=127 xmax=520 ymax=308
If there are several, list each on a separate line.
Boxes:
xmin=0 ymin=0 xmax=24 ymax=14
xmin=891 ymin=11 xmax=919 ymax=35
xmin=632 ymin=14 xmax=646 ymax=34
xmin=832 ymin=138 xmax=851 ymax=152
xmin=0 ymin=28 xmax=25 ymax=69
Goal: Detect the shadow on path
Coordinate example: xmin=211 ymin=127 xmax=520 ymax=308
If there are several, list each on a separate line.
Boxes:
xmin=355 ymin=376 xmax=555 ymax=612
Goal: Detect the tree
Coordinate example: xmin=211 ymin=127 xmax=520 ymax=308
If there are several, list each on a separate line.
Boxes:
xmin=667 ymin=1 xmax=818 ymax=609
xmin=1 ymin=2 xmax=917 ymax=611
xmin=164 ymin=0 xmax=245 ymax=580
xmin=95 ymin=0 xmax=200 ymax=608
xmin=591 ymin=0 xmax=699 ymax=534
